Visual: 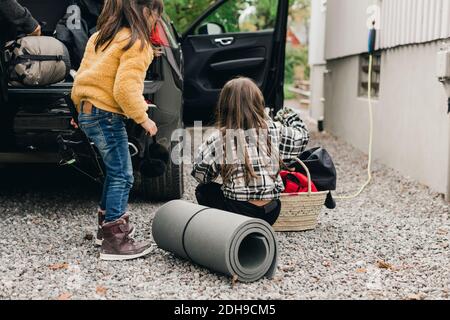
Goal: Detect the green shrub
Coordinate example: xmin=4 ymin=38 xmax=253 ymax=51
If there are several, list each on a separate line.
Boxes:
xmin=285 ymin=46 xmax=309 ymax=85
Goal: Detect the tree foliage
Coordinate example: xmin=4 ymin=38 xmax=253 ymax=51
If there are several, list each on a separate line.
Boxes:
xmin=164 ymin=0 xmax=215 ymax=33
xmin=165 ymin=0 xmax=310 ymax=34
xmin=285 ymin=46 xmax=309 ymax=84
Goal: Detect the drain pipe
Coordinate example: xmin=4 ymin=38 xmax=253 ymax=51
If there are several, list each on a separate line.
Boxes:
xmin=309 ymin=0 xmax=327 ymax=132
xmin=437 ymin=43 xmax=450 ymax=200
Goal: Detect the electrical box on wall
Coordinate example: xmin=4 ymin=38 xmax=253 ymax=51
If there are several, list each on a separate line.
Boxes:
xmin=437 ymin=47 xmax=450 ymax=80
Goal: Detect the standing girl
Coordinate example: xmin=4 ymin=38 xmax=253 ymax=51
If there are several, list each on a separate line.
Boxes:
xmin=72 ymin=0 xmax=163 ymax=261
xmin=192 ymin=77 xmax=310 ymax=225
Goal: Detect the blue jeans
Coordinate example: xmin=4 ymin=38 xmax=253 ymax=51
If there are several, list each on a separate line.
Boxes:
xmin=78 ymin=106 xmax=134 ymax=223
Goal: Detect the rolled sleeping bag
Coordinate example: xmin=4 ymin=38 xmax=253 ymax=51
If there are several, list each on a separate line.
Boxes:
xmin=152 ymin=200 xmax=279 ymax=283
xmin=5 ymin=36 xmax=71 ymax=87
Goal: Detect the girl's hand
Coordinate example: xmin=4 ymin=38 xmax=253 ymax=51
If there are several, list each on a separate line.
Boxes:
xmin=141 ymin=118 xmax=158 ymax=136
xmin=28 ymin=25 xmax=42 ymax=36
xmin=70 ymin=118 xmax=79 ymax=129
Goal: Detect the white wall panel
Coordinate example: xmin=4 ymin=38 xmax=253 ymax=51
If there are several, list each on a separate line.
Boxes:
xmin=379 ymin=0 xmax=450 ymax=49
xmin=324 ymin=0 xmax=450 ymax=59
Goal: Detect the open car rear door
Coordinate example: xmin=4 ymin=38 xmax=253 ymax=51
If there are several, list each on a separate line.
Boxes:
xmin=181 ymin=0 xmax=289 ymax=123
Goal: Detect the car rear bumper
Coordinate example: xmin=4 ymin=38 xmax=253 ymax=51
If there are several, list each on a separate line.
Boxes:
xmin=0 ymin=152 xmax=59 ymax=164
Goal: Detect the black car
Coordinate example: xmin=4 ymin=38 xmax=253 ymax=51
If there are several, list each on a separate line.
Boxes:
xmin=0 ymin=0 xmax=289 ymax=201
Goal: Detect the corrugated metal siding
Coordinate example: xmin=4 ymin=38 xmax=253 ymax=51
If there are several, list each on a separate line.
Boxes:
xmin=379 ymin=0 xmax=450 ymax=49
xmin=324 ymin=0 xmax=450 ymax=60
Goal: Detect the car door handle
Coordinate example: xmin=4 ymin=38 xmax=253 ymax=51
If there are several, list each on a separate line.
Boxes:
xmin=214 ymin=37 xmax=234 ymax=46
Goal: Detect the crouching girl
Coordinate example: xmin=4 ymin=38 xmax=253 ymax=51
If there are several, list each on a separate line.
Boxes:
xmin=192 ymin=77 xmax=310 ymax=225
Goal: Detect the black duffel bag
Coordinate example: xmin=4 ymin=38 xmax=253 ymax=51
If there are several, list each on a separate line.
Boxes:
xmin=293 ymin=147 xmax=338 ymax=209
xmin=55 ymin=0 xmax=103 ymax=70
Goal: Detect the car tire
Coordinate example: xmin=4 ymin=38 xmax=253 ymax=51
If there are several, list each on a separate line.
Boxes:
xmin=135 ymin=152 xmax=184 ymax=202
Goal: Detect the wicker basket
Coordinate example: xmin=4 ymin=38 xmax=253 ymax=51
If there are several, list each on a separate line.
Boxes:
xmin=274 ymin=158 xmax=328 ymax=232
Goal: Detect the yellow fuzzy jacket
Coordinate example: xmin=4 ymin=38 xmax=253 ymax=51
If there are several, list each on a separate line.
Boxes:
xmin=71 ymin=28 xmax=154 ymax=124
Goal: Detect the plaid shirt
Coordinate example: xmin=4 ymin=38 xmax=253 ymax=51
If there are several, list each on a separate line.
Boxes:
xmin=192 ymin=108 xmax=309 ymax=201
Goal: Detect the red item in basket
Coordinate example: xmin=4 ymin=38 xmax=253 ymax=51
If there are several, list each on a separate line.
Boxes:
xmin=281 ymin=171 xmax=318 ymax=194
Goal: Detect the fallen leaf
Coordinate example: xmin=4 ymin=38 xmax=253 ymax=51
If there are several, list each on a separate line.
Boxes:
xmin=356 ymin=268 xmax=367 ymax=274
xmin=377 ymin=260 xmax=393 ymax=270
xmin=96 ymin=286 xmax=107 ymax=296
xmin=281 ymin=266 xmax=295 ymax=272
xmin=272 ymin=276 xmax=283 ymax=282
xmin=57 ymin=293 xmax=72 ymax=300
xmin=406 ymin=293 xmax=426 ymax=301
xmin=84 ymin=233 xmax=94 ymax=241
xmin=49 ymin=263 xmax=69 ymax=271
xmin=231 ymin=275 xmax=239 ymax=288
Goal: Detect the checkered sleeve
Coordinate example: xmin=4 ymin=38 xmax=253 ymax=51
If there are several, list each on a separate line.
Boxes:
xmin=276 ymin=108 xmax=310 ymax=161
xmin=191 ymin=136 xmax=221 ymax=184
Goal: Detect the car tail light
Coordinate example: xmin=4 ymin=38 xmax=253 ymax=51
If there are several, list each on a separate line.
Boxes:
xmin=151 ymin=22 xmax=170 ymax=47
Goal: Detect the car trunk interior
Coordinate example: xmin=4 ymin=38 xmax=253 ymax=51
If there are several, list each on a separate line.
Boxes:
xmin=1 ymin=0 xmax=164 ymax=152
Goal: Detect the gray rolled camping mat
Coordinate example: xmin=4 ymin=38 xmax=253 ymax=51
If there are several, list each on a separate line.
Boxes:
xmin=152 ymin=200 xmax=279 ymax=283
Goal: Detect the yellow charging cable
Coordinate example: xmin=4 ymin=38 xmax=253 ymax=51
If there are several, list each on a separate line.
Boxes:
xmin=335 ymin=54 xmax=374 ymax=200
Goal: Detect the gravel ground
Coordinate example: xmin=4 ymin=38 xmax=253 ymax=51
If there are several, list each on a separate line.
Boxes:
xmin=0 ymin=102 xmax=448 ymax=300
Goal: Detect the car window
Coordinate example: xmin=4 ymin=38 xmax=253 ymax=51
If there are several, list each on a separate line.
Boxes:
xmin=195 ymin=0 xmax=279 ymax=35
xmin=165 ymin=0 xmax=216 ymax=34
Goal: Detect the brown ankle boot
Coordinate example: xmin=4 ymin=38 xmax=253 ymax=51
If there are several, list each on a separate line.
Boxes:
xmin=96 ymin=212 xmax=135 ymax=247
xmin=100 ymin=216 xmax=151 ymax=261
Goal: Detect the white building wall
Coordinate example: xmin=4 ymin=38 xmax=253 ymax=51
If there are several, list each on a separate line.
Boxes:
xmin=324 ymin=0 xmax=378 ymax=60
xmin=313 ymin=0 xmax=450 ymax=197
xmin=309 ymin=0 xmax=327 ymax=65
xmin=324 ymin=42 xmax=450 ymax=195
xmin=324 ymin=0 xmax=450 ymax=60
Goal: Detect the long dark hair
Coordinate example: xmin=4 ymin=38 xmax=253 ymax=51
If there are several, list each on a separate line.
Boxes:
xmin=216 ymin=77 xmax=279 ymax=183
xmin=95 ymin=0 xmax=164 ymax=52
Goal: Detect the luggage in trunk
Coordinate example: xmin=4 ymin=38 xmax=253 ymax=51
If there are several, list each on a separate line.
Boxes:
xmin=5 ymin=36 xmax=71 ymax=87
